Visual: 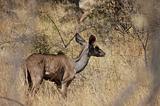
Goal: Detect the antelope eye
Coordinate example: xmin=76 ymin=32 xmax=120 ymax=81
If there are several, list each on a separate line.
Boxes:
xmin=95 ymin=46 xmax=99 ymax=50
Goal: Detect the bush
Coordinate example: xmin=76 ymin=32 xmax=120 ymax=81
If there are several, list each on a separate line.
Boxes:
xmin=32 ymin=34 xmax=51 ymax=54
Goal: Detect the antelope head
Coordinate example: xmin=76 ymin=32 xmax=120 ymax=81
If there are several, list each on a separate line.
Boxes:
xmin=74 ymin=33 xmax=105 ymax=73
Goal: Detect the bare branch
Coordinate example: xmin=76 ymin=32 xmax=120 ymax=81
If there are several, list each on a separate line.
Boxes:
xmin=46 ymin=13 xmax=80 ymax=49
xmin=46 ymin=14 xmax=67 ymax=48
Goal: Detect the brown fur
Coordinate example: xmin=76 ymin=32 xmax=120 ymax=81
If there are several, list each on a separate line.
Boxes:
xmin=24 ymin=53 xmax=75 ymax=97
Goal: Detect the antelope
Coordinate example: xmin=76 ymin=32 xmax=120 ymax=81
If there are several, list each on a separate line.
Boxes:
xmin=23 ymin=33 xmax=105 ymax=97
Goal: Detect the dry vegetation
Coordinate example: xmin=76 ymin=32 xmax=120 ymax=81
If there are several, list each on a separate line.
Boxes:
xmin=0 ymin=0 xmax=160 ymax=106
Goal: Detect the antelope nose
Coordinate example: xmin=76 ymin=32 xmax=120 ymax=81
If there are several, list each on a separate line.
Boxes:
xmin=101 ymin=51 xmax=106 ymax=57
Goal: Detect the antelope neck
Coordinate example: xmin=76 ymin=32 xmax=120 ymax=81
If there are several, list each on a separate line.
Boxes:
xmin=74 ymin=45 xmax=91 ymax=73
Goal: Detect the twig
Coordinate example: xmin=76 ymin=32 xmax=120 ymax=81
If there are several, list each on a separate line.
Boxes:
xmin=46 ymin=13 xmax=79 ymax=48
xmin=0 ymin=96 xmax=24 ymax=106
xmin=79 ymin=73 xmax=87 ymax=79
xmin=0 ymin=41 xmax=17 ymax=47
xmin=46 ymin=14 xmax=67 ymax=48
xmin=136 ymin=32 xmax=150 ymax=66
xmin=65 ymin=35 xmax=76 ymax=47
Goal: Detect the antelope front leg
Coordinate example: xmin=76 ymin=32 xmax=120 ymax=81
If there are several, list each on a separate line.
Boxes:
xmin=60 ymin=79 xmax=73 ymax=98
xmin=61 ymin=83 xmax=68 ymax=97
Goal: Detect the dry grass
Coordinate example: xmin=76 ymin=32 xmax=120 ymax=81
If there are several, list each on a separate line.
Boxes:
xmin=0 ymin=36 xmax=155 ymax=106
xmin=0 ymin=1 xmax=159 ymax=106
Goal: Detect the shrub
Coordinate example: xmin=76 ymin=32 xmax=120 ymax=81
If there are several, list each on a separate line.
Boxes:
xmin=32 ymin=34 xmax=51 ymax=54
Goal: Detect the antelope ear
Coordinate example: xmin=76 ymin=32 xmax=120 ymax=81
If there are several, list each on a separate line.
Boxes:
xmin=75 ymin=33 xmax=86 ymax=46
xmin=89 ymin=35 xmax=96 ymax=45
